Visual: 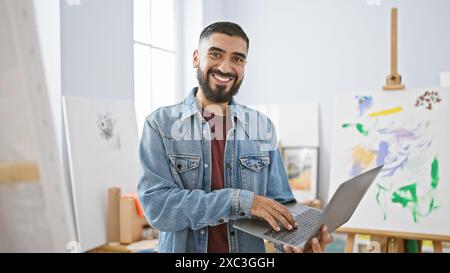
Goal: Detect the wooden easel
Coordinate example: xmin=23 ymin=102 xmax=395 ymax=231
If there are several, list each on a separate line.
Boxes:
xmin=338 ymin=227 xmax=449 ymax=253
xmin=383 ymin=8 xmax=405 ymax=91
xmin=0 ymin=163 xmax=40 ymax=183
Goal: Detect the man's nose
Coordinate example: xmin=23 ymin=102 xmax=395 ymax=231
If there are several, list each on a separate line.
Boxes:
xmin=217 ymin=59 xmax=233 ymax=74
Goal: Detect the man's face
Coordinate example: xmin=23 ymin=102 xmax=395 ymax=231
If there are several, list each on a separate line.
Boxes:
xmin=194 ymin=33 xmax=248 ymax=103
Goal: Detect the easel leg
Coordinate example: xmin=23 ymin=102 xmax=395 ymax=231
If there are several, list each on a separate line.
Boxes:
xmin=387 ymin=238 xmax=405 ymax=253
xmin=433 ymin=241 xmax=443 ymax=253
xmin=345 ymin=233 xmax=355 ymax=253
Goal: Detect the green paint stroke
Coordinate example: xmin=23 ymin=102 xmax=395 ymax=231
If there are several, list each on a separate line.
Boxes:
xmin=431 ymin=157 xmax=439 ymax=189
xmin=342 ymin=123 xmax=369 ymax=136
xmin=391 ymin=183 xmax=419 ymax=222
xmin=375 ymin=183 xmax=388 ymax=221
xmin=390 ymin=157 xmax=440 ymax=223
xmin=342 ymin=123 xmax=351 ymax=128
xmin=391 ymin=184 xmax=417 ymax=207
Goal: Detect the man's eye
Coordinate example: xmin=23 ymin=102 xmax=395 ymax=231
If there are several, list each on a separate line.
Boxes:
xmin=234 ymin=57 xmax=244 ymax=64
xmin=210 ymin=52 xmax=220 ymax=58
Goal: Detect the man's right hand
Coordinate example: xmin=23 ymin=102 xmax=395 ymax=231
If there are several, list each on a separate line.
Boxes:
xmin=250 ymin=195 xmax=298 ymax=231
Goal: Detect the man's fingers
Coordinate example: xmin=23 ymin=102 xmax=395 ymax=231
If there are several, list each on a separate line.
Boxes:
xmin=294 ymin=246 xmax=303 ymax=253
xmin=311 ymin=237 xmax=322 ymax=253
xmin=251 ymin=195 xmax=298 ymax=231
xmin=268 ymin=208 xmax=293 ymax=230
xmin=320 ymin=226 xmax=332 ymax=249
xmin=283 ymin=245 xmax=293 ymax=253
xmin=283 ymin=245 xmax=302 ymax=253
xmin=261 ymin=211 xmax=280 ymax=231
xmin=271 ymin=203 xmax=296 ymax=228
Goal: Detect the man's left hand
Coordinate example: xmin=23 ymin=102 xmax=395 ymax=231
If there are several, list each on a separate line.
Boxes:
xmin=283 ymin=225 xmax=334 ymax=253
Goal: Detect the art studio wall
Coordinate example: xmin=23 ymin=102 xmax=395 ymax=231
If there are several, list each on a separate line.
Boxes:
xmin=178 ymin=0 xmax=450 ymax=201
xmin=60 ymin=0 xmax=134 ymax=100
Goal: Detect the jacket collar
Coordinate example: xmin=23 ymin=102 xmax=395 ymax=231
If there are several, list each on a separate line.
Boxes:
xmin=180 ymin=87 xmax=248 ymax=134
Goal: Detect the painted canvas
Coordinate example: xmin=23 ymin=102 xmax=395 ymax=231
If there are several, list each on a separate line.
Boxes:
xmin=63 ymin=96 xmax=139 ymax=251
xmin=283 ymin=147 xmax=318 ymax=201
xmin=330 ymin=88 xmax=450 ymax=237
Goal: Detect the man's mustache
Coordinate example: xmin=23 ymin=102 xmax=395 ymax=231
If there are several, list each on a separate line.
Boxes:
xmin=208 ymin=69 xmax=237 ymax=80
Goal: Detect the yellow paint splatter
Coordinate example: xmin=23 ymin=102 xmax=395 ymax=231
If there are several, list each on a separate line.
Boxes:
xmin=351 ymin=145 xmax=376 ymax=168
xmin=368 ymin=107 xmax=403 ymax=117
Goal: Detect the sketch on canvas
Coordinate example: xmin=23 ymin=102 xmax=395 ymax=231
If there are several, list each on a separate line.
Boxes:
xmin=96 ymin=111 xmax=121 ymax=151
xmin=330 ymin=88 xmax=449 ymax=237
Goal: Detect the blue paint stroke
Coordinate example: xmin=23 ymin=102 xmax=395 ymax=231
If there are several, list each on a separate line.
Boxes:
xmin=349 ymin=162 xmax=363 ymax=177
xmin=376 ymin=141 xmax=389 ymax=166
xmin=355 ymin=95 xmax=373 ymax=117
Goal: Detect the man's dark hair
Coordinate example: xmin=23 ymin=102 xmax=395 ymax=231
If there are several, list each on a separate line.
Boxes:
xmin=199 ymin=22 xmax=249 ymax=50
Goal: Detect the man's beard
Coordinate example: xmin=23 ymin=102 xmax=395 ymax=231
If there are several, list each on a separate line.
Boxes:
xmin=197 ymin=68 xmax=243 ymax=103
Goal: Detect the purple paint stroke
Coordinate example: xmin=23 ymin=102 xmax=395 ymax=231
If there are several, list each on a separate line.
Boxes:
xmin=380 ymin=156 xmax=408 ymax=177
xmin=416 ymin=140 xmax=432 ymax=149
xmin=378 ymin=127 xmax=418 ymax=142
xmin=376 ymin=141 xmax=389 ymax=166
xmin=349 ymin=162 xmax=363 ymax=177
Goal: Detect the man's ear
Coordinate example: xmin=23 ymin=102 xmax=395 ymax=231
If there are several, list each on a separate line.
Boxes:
xmin=193 ymin=50 xmax=199 ymax=68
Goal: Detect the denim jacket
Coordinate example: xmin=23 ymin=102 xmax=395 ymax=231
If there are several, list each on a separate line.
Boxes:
xmin=137 ymin=88 xmax=295 ymax=253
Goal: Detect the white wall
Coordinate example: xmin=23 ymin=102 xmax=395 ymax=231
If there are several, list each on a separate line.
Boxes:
xmin=60 ymin=0 xmax=134 ymax=100
xmin=183 ymin=0 xmax=450 ymax=201
xmin=178 ymin=0 xmax=204 ymax=100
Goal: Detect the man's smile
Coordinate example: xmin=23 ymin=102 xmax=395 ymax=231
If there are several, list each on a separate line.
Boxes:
xmin=210 ymin=72 xmax=235 ymax=85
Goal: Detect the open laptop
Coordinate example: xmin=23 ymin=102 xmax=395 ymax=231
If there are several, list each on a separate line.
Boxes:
xmin=233 ymin=165 xmax=384 ymax=248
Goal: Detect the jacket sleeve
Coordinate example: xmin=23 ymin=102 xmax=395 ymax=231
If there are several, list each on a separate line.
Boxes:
xmin=137 ymin=118 xmax=254 ymax=232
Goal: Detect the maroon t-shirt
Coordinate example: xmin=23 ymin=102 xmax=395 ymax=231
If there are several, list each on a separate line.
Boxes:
xmin=203 ymin=110 xmax=230 ymax=253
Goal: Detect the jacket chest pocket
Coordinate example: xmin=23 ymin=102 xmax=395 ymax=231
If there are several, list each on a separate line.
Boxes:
xmin=239 ymin=154 xmax=270 ymax=195
xmin=168 ymin=154 xmax=201 ymax=190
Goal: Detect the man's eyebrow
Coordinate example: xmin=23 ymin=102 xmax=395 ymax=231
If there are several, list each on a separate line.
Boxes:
xmin=208 ymin=46 xmax=247 ymax=59
xmin=232 ymin=52 xmax=247 ymax=59
xmin=208 ymin=47 xmax=226 ymax=53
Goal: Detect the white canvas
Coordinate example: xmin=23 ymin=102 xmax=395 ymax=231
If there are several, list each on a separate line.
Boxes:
xmin=330 ymin=88 xmax=450 ymax=238
xmin=441 ymin=71 xmax=450 ymax=87
xmin=63 ymin=96 xmax=139 ymax=251
xmin=250 ymin=103 xmax=320 ymax=147
xmin=0 ymin=0 xmax=75 ymax=252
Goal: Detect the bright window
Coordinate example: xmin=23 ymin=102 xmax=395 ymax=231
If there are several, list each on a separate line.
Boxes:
xmin=133 ymin=0 xmax=176 ymax=134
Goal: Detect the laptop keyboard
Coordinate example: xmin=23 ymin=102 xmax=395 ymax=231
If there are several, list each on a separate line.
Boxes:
xmin=263 ymin=208 xmax=322 ymax=245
